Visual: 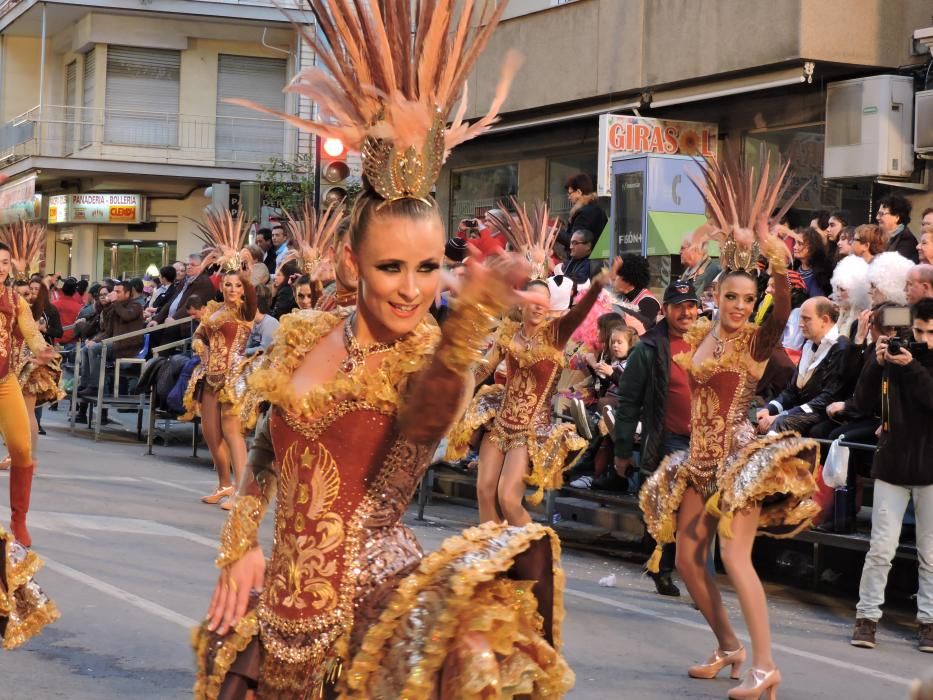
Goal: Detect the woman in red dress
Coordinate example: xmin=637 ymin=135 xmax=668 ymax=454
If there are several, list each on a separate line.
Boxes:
xmin=192 ymin=2 xmax=573 ymax=698
xmin=182 ymin=209 xmax=256 ymax=510
xmin=640 ymin=154 xmax=820 ymax=699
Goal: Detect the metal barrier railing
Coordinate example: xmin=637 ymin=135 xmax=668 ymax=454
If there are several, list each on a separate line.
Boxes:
xmin=70 ymin=316 xmax=194 ymax=441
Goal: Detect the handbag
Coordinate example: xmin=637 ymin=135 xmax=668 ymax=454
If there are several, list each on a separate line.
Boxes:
xmin=822 ymin=435 xmax=850 ymax=488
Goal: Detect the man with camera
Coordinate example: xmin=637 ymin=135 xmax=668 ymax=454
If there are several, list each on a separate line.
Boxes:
xmin=851 ymin=298 xmax=933 ymax=653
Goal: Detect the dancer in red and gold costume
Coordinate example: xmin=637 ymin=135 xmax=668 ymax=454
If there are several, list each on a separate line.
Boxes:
xmin=182 ymin=209 xmax=256 ymax=511
xmin=281 ymin=199 xmax=356 ymax=314
xmin=1 ymin=223 xmax=65 ymax=470
xmin=192 ymin=2 xmax=573 ymax=698
xmin=447 ymin=200 xmax=605 ymax=524
xmin=640 ymin=153 xmax=820 ymax=699
xmin=0 ymin=234 xmax=60 ymax=648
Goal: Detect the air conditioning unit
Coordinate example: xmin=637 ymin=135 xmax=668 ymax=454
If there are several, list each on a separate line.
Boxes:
xmin=824 ymin=75 xmax=914 ymax=178
xmin=916 ymin=89 xmax=933 ymax=156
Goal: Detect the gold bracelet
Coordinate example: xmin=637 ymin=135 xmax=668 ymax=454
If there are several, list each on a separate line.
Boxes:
xmin=437 ymin=292 xmax=505 ymax=375
xmin=215 ymin=494 xmax=264 ymax=569
xmin=764 ymin=239 xmax=788 ymax=275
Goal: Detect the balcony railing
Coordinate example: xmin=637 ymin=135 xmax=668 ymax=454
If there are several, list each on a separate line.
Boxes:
xmin=0 ymin=105 xmax=294 ymax=169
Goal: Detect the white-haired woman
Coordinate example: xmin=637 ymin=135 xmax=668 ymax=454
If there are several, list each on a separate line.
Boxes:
xmin=831 ymin=255 xmax=871 ymax=342
xmin=867 ymin=251 xmax=915 ymax=307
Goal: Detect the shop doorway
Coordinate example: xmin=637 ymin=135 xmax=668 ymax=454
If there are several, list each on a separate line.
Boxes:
xmin=102 ymin=241 xmax=176 ymax=279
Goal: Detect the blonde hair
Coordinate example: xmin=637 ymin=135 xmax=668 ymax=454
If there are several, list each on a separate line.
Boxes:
xmin=609 ymin=326 xmax=638 ymax=360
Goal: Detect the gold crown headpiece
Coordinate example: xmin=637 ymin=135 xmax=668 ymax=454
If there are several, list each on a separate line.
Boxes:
xmin=228 ymin=0 xmax=522 ymax=204
xmin=284 ymin=198 xmax=345 ymax=277
xmin=194 ymin=207 xmax=248 ymax=273
xmin=485 ymin=198 xmax=559 ymax=280
xmin=689 ymin=146 xmax=806 ymax=273
xmin=0 ymin=220 xmax=46 ymax=281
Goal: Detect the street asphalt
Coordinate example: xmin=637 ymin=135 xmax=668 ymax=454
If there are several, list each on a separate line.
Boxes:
xmin=0 ymin=410 xmax=927 ymax=699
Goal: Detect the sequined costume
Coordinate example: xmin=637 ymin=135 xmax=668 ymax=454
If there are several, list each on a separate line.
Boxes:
xmin=193 ymin=310 xmax=574 ymax=699
xmin=11 ymin=317 xmax=65 ymax=406
xmin=639 ymin=272 xmax=820 ymax=569
xmin=182 ymin=300 xmax=253 ymax=421
xmin=0 ymin=288 xmax=59 ymax=646
xmin=446 ymin=282 xmax=606 ymax=502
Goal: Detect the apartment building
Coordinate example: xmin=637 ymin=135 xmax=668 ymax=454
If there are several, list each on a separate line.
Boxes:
xmin=0 ymin=0 xmax=313 ymax=279
xmin=441 ymin=0 xmax=933 ymax=274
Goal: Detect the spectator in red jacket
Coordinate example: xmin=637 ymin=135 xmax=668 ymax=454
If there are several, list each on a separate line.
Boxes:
xmin=52 ymin=277 xmax=83 ymax=344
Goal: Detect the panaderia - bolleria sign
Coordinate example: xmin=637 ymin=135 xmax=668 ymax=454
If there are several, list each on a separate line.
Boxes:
xmin=48 ymin=194 xmax=145 ymax=225
xmin=597 ymin=114 xmax=718 ymax=196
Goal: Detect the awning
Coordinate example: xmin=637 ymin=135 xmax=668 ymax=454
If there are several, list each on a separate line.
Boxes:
xmin=646 ymin=211 xmax=709 ymax=256
xmin=648 ymin=64 xmax=814 ymax=109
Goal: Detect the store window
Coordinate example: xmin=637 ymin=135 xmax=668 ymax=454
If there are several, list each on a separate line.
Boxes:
xmin=744 ymin=124 xmax=860 ymax=225
xmin=546 ymin=152 xmax=598 ymax=224
xmin=448 ymin=163 xmax=518 ymax=234
xmin=105 ymin=46 xmax=181 ymax=147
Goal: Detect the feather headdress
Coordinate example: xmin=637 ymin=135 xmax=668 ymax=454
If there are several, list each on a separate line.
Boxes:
xmin=229 ymin=0 xmax=522 ymax=204
xmin=690 ymin=146 xmax=806 ymax=273
xmin=0 ymin=221 xmax=46 ymax=280
xmin=284 ymin=198 xmax=345 ymax=277
xmin=485 ymin=198 xmax=559 ymax=280
xmin=194 ymin=207 xmax=248 ymax=273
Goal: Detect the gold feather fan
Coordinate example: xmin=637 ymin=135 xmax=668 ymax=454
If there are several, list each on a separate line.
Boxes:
xmin=229 ymin=0 xmax=522 ymax=203
xmin=193 ymin=207 xmax=249 ymax=273
xmin=0 ymin=220 xmax=46 ymax=280
xmin=689 ymin=146 xmax=807 ymax=273
xmin=283 ymin=198 xmax=345 ymax=277
xmin=485 ymin=197 xmax=559 ymax=280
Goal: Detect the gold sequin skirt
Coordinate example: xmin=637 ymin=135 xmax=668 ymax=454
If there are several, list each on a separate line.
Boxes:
xmin=192 ymin=522 xmax=575 ymax=700
xmin=446 ymin=385 xmax=586 ymax=504
xmin=181 ymin=355 xmax=253 ymax=423
xmin=639 ymin=432 xmax=820 ymax=572
xmin=0 ymin=527 xmax=60 ymax=649
xmin=19 ymin=361 xmax=65 ymax=406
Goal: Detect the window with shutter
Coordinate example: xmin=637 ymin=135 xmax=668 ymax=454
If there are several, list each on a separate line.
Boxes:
xmin=65 ymin=61 xmax=77 ymax=154
xmin=82 ymin=48 xmax=95 ymax=146
xmin=105 ymin=46 xmax=180 ymax=147
xmin=215 ymin=54 xmax=287 ymax=166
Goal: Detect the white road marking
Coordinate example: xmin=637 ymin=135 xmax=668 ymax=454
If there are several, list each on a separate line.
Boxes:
xmin=139 ymin=476 xmax=209 ymax=495
xmin=565 ymin=588 xmax=912 ymax=687
xmin=0 ymin=510 xmax=219 ymax=549
xmin=0 ymin=473 xmax=140 ymax=482
xmin=42 ymin=557 xmax=198 ymax=629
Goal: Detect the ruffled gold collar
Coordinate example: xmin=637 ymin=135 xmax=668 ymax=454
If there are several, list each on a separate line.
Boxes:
xmin=248 ymin=310 xmax=440 ymax=422
xmin=675 ymin=317 xmax=757 ymax=380
xmin=496 ymin=319 xmax=565 ymax=368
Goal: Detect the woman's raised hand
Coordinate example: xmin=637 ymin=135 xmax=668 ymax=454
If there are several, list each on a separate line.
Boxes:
xmin=453 ymin=245 xmax=549 ymax=308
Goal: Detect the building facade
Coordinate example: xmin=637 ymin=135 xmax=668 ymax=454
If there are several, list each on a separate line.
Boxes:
xmin=0 ymin=0 xmax=314 ymax=279
xmin=440 ymin=0 xmax=933 ymax=282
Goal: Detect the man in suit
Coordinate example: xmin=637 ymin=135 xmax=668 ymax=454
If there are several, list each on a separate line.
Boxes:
xmin=148 ymin=253 xmax=215 ymax=341
xmin=756 ymin=296 xmax=850 ymax=436
xmin=256 ymin=228 xmax=276 ymax=275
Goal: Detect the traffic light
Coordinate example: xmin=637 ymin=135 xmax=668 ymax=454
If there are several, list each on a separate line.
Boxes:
xmin=320 ymin=137 xmax=350 ymax=208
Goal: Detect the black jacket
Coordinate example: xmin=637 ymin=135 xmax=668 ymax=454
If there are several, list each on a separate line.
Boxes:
xmin=562 ymin=256 xmax=602 ymax=285
xmin=885 ymin=226 xmax=919 ymax=263
xmin=767 ymin=337 xmax=850 ymax=418
xmin=613 ymin=319 xmax=672 ymax=475
xmin=856 ymin=347 xmax=933 ymax=485
xmin=39 ymin=304 xmax=63 ymax=344
xmin=568 ymin=201 xmax=607 ymax=237
xmin=154 ymin=274 xmax=215 ymax=324
xmin=270 ymin=284 xmax=298 ymax=319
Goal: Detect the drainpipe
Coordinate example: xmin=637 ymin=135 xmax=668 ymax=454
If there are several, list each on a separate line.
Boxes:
xmin=37 ymin=2 xmax=47 ymax=152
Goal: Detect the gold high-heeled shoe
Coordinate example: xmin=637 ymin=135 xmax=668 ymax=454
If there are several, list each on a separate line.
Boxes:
xmin=201 ymin=486 xmax=234 ymax=504
xmin=688 ymin=646 xmax=746 ymax=680
xmin=727 ymin=667 xmax=781 ymax=700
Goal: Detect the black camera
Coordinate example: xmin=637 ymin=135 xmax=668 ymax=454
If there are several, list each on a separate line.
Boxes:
xmin=887 ymin=336 xmax=907 ymax=355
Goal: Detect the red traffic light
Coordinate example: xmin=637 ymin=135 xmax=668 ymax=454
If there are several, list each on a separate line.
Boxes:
xmin=322 ymin=137 xmax=345 ymax=158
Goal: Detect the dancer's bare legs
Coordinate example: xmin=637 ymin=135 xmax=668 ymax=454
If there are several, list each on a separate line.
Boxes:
xmin=220 ymin=413 xmax=246 ymax=496
xmin=497 ymin=445 xmax=531 ymax=526
xmin=720 ymin=503 xmax=775 ymax=671
xmin=201 ymin=388 xmax=233 ymax=491
xmin=477 ymin=432 xmax=505 ymax=523
xmin=675 ymin=486 xmax=741 ymax=650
